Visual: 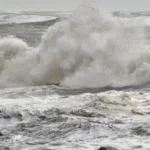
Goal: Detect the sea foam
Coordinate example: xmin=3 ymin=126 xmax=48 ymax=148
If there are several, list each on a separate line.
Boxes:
xmin=0 ymin=4 xmax=150 ymax=88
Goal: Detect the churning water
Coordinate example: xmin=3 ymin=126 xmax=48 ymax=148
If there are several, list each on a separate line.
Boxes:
xmin=0 ymin=4 xmax=150 ymax=150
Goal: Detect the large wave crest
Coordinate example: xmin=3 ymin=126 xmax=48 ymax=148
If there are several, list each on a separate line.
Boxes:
xmin=0 ymin=5 xmax=150 ymax=88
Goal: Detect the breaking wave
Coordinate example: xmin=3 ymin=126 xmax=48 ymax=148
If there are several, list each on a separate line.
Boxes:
xmin=0 ymin=5 xmax=150 ymax=88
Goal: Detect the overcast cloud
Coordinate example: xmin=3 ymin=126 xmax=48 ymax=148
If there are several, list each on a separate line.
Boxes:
xmin=0 ymin=0 xmax=150 ymax=12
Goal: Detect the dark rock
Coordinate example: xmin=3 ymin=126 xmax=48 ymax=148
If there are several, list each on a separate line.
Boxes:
xmin=98 ymin=147 xmax=107 ymax=150
xmin=98 ymin=146 xmax=118 ymax=150
xmin=0 ymin=131 xmax=3 ymax=136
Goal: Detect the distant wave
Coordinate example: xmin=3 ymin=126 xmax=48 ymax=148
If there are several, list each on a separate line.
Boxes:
xmin=0 ymin=14 xmax=57 ymax=24
xmin=115 ymin=16 xmax=150 ymax=27
xmin=113 ymin=11 xmax=150 ymax=27
xmin=113 ymin=11 xmax=150 ymax=18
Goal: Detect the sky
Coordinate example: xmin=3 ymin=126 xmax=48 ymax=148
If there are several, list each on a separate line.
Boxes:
xmin=0 ymin=0 xmax=150 ymax=12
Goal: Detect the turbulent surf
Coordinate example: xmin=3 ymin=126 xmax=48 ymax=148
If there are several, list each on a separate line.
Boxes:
xmin=0 ymin=3 xmax=150 ymax=150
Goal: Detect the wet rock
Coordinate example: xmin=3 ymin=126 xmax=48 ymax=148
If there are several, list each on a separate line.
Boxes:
xmin=98 ymin=146 xmax=118 ymax=150
xmin=0 ymin=131 xmax=3 ymax=136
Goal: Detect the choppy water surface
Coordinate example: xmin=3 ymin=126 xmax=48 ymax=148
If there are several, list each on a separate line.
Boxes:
xmin=0 ymin=86 xmax=150 ymax=150
xmin=0 ymin=6 xmax=150 ymax=150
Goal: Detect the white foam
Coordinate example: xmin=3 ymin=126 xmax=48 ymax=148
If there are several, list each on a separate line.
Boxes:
xmin=117 ymin=16 xmax=150 ymax=27
xmin=32 ymin=6 xmax=150 ymax=88
xmin=0 ymin=5 xmax=150 ymax=88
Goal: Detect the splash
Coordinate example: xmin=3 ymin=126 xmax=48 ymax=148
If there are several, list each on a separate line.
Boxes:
xmin=0 ymin=4 xmax=150 ymax=88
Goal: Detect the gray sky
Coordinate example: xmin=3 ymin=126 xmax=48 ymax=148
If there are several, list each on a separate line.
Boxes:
xmin=0 ymin=0 xmax=150 ymax=12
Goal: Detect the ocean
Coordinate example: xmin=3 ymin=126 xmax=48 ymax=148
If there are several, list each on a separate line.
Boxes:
xmin=0 ymin=6 xmax=150 ymax=150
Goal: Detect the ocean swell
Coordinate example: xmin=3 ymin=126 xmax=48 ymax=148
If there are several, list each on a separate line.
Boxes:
xmin=0 ymin=14 xmax=57 ymax=25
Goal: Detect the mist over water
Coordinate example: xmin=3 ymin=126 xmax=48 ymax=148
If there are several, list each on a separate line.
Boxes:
xmin=0 ymin=4 xmax=150 ymax=88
